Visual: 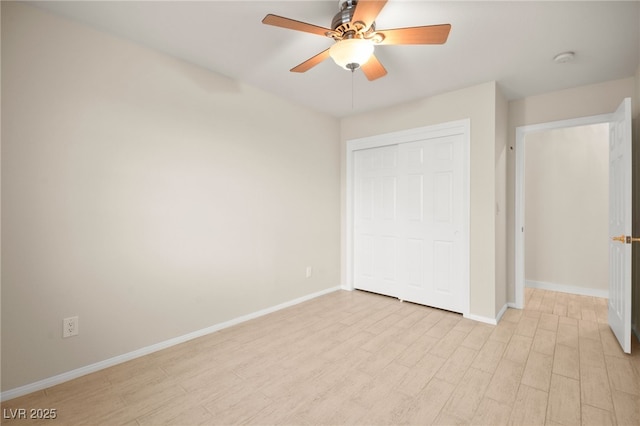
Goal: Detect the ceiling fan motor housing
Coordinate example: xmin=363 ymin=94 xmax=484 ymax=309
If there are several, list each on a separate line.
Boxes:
xmin=333 ymin=0 xmax=355 ymax=30
xmin=332 ymin=0 xmax=375 ymax=36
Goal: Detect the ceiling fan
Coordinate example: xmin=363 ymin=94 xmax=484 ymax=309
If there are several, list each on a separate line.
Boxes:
xmin=262 ymin=0 xmax=451 ymax=81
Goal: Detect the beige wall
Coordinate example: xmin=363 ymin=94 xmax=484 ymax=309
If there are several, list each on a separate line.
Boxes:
xmin=509 ymin=78 xmax=637 ymax=130
xmin=1 ymin=3 xmax=340 ymax=391
xmin=507 ymin=77 xmax=637 ymax=303
xmin=495 ymin=85 xmax=509 ymax=312
xmin=341 ymin=81 xmax=506 ymax=320
xmin=524 ymin=124 xmax=609 ymax=293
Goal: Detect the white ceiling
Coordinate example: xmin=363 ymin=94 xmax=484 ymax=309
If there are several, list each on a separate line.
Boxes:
xmin=31 ymin=1 xmax=640 ymax=118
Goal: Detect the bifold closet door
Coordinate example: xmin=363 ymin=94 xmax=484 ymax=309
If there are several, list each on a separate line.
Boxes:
xmin=397 ymin=135 xmax=465 ymax=312
xmin=353 ymin=145 xmax=401 ymax=299
xmin=353 ymin=134 xmax=465 ymax=313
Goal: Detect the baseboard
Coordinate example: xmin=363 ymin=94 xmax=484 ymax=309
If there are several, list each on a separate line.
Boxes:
xmin=463 ymin=303 xmax=509 ymax=326
xmin=1 ymin=285 xmax=341 ymax=402
xmin=464 ymin=313 xmax=497 ymax=325
xmin=495 ymin=303 xmax=509 ymax=322
xmin=525 ymin=280 xmax=609 ymax=299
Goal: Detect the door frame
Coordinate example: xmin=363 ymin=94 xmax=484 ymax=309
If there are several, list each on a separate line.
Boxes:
xmin=345 ymin=119 xmax=470 ymax=314
xmin=514 ymin=113 xmax=612 ymax=309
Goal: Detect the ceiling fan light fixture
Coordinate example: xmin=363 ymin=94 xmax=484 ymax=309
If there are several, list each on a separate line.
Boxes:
xmin=263 ymin=0 xmax=451 ymax=80
xmin=329 ymin=38 xmax=374 ymax=70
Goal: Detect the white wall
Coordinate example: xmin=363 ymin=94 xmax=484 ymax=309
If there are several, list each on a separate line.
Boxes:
xmin=341 ymin=81 xmax=506 ymax=320
xmin=507 ymin=77 xmax=637 ymax=303
xmin=524 ymin=124 xmax=609 ymax=294
xmin=1 ymin=2 xmax=340 ymax=392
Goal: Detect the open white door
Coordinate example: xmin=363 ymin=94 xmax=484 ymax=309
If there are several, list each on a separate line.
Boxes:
xmin=608 ymin=97 xmax=633 ymax=354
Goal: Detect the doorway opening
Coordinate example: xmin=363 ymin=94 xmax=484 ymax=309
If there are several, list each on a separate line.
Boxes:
xmin=523 ymin=123 xmax=610 ymax=301
xmin=514 ymin=114 xmax=612 ymax=309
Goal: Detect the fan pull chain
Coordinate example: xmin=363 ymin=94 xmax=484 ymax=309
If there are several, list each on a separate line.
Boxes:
xmin=351 ymin=68 xmax=355 ymax=110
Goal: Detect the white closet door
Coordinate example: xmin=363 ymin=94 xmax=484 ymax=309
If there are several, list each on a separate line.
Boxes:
xmin=353 ymin=145 xmax=401 ymax=298
xmin=353 ymin=133 xmax=465 ymax=313
xmin=398 ymin=135 xmax=465 ymax=312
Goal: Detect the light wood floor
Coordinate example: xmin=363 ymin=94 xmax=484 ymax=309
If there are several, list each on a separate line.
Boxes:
xmin=2 ymin=288 xmax=640 ymax=425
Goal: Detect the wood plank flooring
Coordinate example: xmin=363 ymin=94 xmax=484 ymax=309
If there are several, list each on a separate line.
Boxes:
xmin=2 ymin=288 xmax=640 ymax=425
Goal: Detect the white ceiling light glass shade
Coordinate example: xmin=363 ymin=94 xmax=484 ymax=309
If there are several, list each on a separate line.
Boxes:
xmin=329 ymin=38 xmax=374 ymax=70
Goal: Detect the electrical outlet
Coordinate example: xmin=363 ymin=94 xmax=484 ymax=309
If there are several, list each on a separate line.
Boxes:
xmin=63 ymin=316 xmax=79 ymax=338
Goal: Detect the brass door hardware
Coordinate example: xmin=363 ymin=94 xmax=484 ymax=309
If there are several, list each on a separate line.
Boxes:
xmin=612 ymin=235 xmax=626 ymax=243
xmin=611 ymin=235 xmax=640 ymax=244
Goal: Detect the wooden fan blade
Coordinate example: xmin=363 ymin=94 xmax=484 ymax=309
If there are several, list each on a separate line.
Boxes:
xmin=351 ymin=0 xmax=388 ymax=29
xmin=262 ymin=14 xmax=330 ymax=37
xmin=377 ymin=24 xmax=451 ymax=45
xmin=291 ymin=49 xmax=331 ymax=73
xmin=360 ymin=54 xmax=387 ymax=81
